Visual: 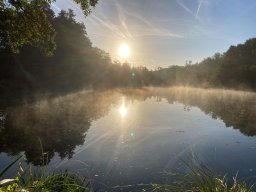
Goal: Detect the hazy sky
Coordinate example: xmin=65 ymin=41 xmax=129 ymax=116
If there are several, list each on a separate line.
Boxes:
xmin=54 ymin=0 xmax=256 ymax=68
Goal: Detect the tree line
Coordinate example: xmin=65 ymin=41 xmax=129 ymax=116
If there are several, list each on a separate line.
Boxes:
xmin=1 ymin=7 xmax=256 ymax=100
xmin=153 ymin=39 xmax=256 ymax=89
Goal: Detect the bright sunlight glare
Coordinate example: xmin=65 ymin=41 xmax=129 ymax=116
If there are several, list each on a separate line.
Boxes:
xmin=118 ymin=43 xmax=131 ymax=59
xmin=119 ymin=104 xmax=127 ymax=118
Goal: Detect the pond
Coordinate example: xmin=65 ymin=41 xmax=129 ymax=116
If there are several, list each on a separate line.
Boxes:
xmin=1 ymin=87 xmax=256 ymax=191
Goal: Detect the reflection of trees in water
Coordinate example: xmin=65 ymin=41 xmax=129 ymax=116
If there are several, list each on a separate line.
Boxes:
xmin=1 ymin=87 xmax=255 ymax=165
xmin=122 ymin=87 xmax=256 ymax=136
xmin=166 ymin=88 xmax=256 ymax=137
xmin=0 ymin=91 xmax=120 ymax=165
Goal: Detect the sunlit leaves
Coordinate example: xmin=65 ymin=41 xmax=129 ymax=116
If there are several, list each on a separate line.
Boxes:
xmin=73 ymin=0 xmax=98 ymax=15
xmin=1 ymin=0 xmax=56 ymax=55
xmin=0 ymin=0 xmax=98 ymax=55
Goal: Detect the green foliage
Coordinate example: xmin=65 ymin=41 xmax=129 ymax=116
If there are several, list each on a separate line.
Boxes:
xmin=25 ymin=173 xmax=91 ymax=192
xmin=153 ymin=163 xmax=254 ymax=192
xmin=0 ymin=0 xmax=56 ymax=55
xmin=0 ymin=151 xmax=91 ymax=191
xmin=74 ymin=0 xmax=98 ymax=15
xmin=0 ymin=180 xmax=19 ymax=192
xmin=0 ymin=0 xmax=98 ymax=55
xmin=1 ymin=171 xmax=91 ymax=192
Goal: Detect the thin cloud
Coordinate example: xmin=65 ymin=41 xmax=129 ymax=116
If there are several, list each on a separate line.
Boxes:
xmin=114 ymin=0 xmax=184 ymax=39
xmin=195 ymin=0 xmax=207 ymax=21
xmin=196 ymin=0 xmax=203 ymax=19
xmin=114 ymin=0 xmax=134 ymax=39
xmin=133 ymin=27 xmax=185 ymax=38
xmin=176 ymin=0 xmax=206 ymax=21
xmin=90 ymin=14 xmax=127 ymax=39
xmin=176 ymin=0 xmax=194 ymax=16
xmin=123 ymin=9 xmax=153 ymax=27
xmin=88 ymin=0 xmax=184 ymax=40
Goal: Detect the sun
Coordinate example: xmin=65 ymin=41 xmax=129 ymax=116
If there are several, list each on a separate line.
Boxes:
xmin=118 ymin=43 xmax=131 ymax=59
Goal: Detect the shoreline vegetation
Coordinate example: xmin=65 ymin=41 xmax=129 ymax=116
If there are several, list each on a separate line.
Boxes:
xmin=1 ymin=9 xmax=256 ymax=101
xmin=0 ymin=155 xmax=93 ymax=192
xmin=0 ymin=156 xmax=254 ymax=192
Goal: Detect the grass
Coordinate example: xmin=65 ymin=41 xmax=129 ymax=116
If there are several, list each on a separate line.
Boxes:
xmin=22 ymin=172 xmax=91 ymax=192
xmin=0 ymin=155 xmax=92 ymax=192
xmin=0 ymin=173 xmax=91 ymax=192
xmin=1 ymin=155 xmax=255 ymax=192
xmin=152 ymin=162 xmax=254 ymax=192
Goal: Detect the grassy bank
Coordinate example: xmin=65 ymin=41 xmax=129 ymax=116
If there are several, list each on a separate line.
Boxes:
xmin=0 ymin=173 xmax=91 ymax=192
xmin=0 ymin=156 xmax=92 ymax=192
xmin=1 ymin=156 xmax=254 ymax=192
xmin=153 ymin=163 xmax=254 ymax=192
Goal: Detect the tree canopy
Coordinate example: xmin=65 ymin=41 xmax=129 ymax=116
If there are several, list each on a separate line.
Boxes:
xmin=0 ymin=0 xmax=98 ymax=55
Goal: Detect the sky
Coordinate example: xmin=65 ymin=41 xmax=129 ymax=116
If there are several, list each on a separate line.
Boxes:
xmin=53 ymin=0 xmax=256 ymax=68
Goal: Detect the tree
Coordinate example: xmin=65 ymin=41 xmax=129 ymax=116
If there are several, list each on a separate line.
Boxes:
xmin=0 ymin=0 xmax=98 ymax=55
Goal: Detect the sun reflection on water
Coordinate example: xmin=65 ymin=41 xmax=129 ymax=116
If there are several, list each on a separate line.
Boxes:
xmin=119 ymin=97 xmax=128 ymax=118
xmin=119 ymin=104 xmax=127 ymax=118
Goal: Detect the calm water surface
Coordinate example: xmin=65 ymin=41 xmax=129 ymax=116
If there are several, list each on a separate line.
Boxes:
xmin=1 ymin=87 xmax=256 ymax=191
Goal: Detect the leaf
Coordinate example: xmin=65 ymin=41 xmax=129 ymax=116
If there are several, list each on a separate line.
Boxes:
xmin=0 ymin=179 xmax=15 ymax=186
xmin=0 ymin=155 xmax=23 ymax=178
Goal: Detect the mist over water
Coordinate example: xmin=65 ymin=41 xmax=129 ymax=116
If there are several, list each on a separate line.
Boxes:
xmin=1 ymin=87 xmax=256 ymax=191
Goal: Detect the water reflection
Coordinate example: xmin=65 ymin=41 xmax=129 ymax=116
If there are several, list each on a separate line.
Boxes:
xmin=122 ymin=87 xmax=256 ymax=136
xmin=119 ymin=98 xmax=128 ymax=118
xmin=0 ymin=91 xmax=120 ymax=165
xmin=0 ymin=87 xmax=256 ymax=167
